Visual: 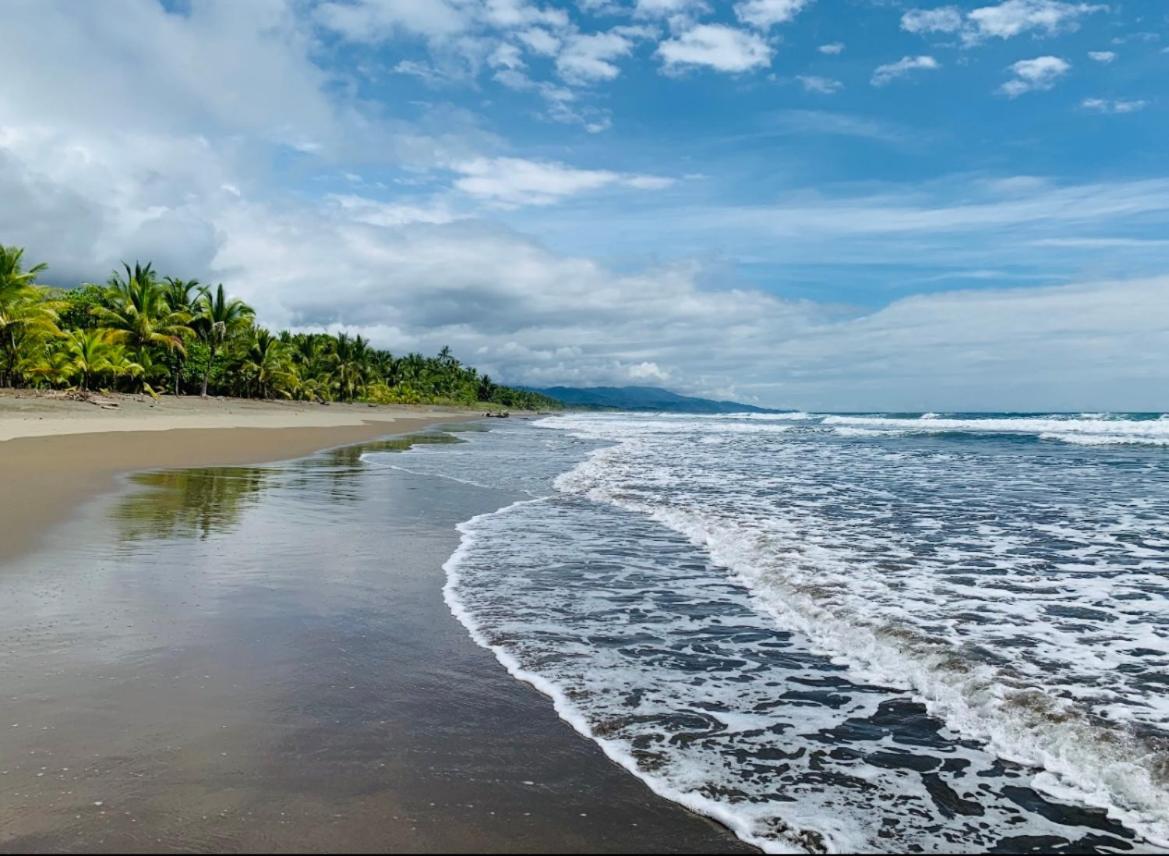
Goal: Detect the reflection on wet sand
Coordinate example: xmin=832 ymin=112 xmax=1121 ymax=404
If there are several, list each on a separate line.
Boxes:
xmin=115 ymin=468 xmax=270 ymax=542
xmin=113 ymin=432 xmax=465 ymax=543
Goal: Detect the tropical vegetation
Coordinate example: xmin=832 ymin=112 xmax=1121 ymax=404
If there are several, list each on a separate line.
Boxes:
xmin=0 ymin=245 xmax=560 ymax=410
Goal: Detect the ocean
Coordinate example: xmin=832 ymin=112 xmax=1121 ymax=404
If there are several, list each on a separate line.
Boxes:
xmin=370 ymin=411 xmax=1169 ymax=854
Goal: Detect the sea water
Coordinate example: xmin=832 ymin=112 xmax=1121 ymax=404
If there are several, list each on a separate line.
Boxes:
xmin=366 ymin=412 xmax=1169 ymax=854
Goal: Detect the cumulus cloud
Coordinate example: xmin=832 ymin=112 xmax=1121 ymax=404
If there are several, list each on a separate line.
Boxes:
xmin=556 ymin=30 xmax=639 ymax=83
xmin=734 ymin=0 xmax=814 ymax=29
xmin=871 ymin=55 xmax=940 ymax=86
xmin=902 ymin=1 xmax=1105 ymax=45
xmin=967 ymin=0 xmax=1103 ymax=40
xmin=516 ymin=26 xmax=561 ymax=55
xmin=315 ymin=0 xmax=473 ymax=41
xmin=634 ymin=0 xmax=709 ymax=18
xmin=999 ymin=56 xmax=1070 ymax=97
xmin=818 ymin=42 xmax=845 ymax=54
xmin=451 ymin=157 xmax=673 ymax=206
xmin=316 ymin=0 xmax=568 ymax=42
xmin=901 ymin=6 xmax=965 ymax=34
xmin=657 ymin=24 xmax=773 ymax=72
xmin=1088 ymin=50 xmax=1116 ymax=62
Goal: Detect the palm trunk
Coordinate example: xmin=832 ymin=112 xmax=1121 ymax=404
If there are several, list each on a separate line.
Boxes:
xmin=202 ymin=342 xmax=215 ymax=397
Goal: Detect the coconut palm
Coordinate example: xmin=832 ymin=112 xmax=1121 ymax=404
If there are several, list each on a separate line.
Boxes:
xmin=164 ymin=277 xmax=201 ymax=395
xmin=331 ymin=332 xmax=372 ymax=401
xmin=0 ymin=246 xmax=60 ymax=386
xmin=194 ymin=283 xmax=253 ymax=397
xmin=239 ymin=327 xmax=294 ymax=399
xmin=104 ymin=347 xmax=145 ymax=387
xmin=93 ymin=262 xmax=191 ymax=391
xmin=64 ymin=329 xmax=113 ymax=390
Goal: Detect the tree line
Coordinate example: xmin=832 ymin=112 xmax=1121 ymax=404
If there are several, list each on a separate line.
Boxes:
xmin=0 ymin=245 xmax=561 ymax=410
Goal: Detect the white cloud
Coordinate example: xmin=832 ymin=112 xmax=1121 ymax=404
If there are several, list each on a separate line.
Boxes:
xmin=901 ymin=6 xmax=965 ymax=34
xmin=493 ymin=68 xmax=613 ymax=131
xmin=516 ymin=27 xmax=561 ymax=55
xmin=797 ymin=75 xmax=844 ymax=94
xmin=967 ymin=0 xmax=1104 ymax=41
xmin=556 ymin=30 xmax=638 ymax=83
xmin=818 ymin=42 xmax=845 ymax=54
xmin=871 ymin=55 xmax=940 ymax=86
xmin=657 ymin=24 xmax=773 ymax=72
xmin=392 ymin=59 xmax=454 ymax=84
xmin=1088 ymin=50 xmax=1116 ymax=62
xmin=315 ymin=0 xmax=472 ymax=42
xmin=481 ymin=0 xmax=568 ymax=30
xmin=626 ymin=360 xmax=671 ymax=381
xmin=1081 ymin=97 xmax=1148 ymax=114
xmin=734 ymin=0 xmax=813 ymax=29
xmin=901 ymin=1 xmax=1106 ymax=44
xmin=1000 ymin=55 xmax=1070 ymax=97
xmin=452 ymin=157 xmax=673 ymax=206
xmin=634 ymin=0 xmax=709 ymax=19
xmin=327 ymin=194 xmax=462 ymax=226
xmin=489 ymin=42 xmax=526 ymax=70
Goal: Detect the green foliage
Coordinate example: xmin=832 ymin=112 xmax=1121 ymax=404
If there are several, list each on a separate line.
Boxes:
xmin=0 ymin=244 xmax=563 ymax=409
xmin=56 ymin=284 xmax=109 ymax=330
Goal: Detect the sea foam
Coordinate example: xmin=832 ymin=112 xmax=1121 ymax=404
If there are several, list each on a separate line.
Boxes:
xmin=402 ymin=413 xmax=1168 ymax=852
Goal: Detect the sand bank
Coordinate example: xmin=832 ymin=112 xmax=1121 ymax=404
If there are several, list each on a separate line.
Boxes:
xmin=0 ymin=392 xmax=477 ymax=563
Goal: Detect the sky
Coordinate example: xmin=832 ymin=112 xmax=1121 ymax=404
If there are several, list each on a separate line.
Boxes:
xmin=0 ymin=0 xmax=1166 ymax=411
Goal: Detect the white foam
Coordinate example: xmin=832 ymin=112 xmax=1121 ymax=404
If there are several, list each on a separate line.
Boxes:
xmin=539 ymin=412 xmax=1169 ymax=848
xmin=822 ymin=414 xmax=1169 ymax=446
xmin=441 ymin=500 xmax=804 ymax=854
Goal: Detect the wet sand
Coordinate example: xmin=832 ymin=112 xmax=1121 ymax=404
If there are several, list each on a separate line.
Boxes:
xmin=0 ymin=429 xmax=753 ymax=852
xmin=0 ymin=395 xmax=480 ymax=564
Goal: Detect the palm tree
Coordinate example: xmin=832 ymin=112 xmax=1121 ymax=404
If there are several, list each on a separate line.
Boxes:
xmin=164 ymin=277 xmax=201 ymax=395
xmin=285 ymin=332 xmax=333 ymax=401
xmin=62 ymin=329 xmax=115 ymax=390
xmin=331 ymin=332 xmax=372 ymax=401
xmin=194 ymin=283 xmax=253 ymax=397
xmin=104 ymin=347 xmax=145 ymax=388
xmin=93 ymin=262 xmax=191 ymax=391
xmin=240 ymin=328 xmax=294 ymax=399
xmin=0 ymin=246 xmax=60 ymax=387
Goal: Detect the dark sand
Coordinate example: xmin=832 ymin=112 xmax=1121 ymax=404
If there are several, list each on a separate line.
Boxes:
xmin=0 ymin=431 xmax=753 ymax=853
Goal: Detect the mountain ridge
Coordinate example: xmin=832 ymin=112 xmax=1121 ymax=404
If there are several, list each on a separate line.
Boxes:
xmin=525 ymin=385 xmax=785 ymax=414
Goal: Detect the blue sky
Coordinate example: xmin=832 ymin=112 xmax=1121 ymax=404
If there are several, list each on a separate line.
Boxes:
xmin=1 ymin=0 xmax=1166 ymax=409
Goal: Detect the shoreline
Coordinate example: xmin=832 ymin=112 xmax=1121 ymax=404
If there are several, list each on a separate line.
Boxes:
xmin=0 ymin=394 xmax=483 ymax=564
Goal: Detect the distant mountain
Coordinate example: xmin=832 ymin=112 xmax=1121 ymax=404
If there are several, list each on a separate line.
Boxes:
xmin=527 ymin=385 xmax=785 ymax=414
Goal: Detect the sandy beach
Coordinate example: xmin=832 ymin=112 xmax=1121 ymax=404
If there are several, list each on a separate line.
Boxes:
xmin=0 ymin=392 xmax=482 ymax=564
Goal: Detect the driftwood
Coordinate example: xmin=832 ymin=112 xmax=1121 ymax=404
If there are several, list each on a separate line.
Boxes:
xmin=63 ymin=389 xmax=120 ymax=409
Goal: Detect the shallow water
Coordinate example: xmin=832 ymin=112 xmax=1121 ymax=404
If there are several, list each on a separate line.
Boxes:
xmin=378 ymin=412 xmax=1169 ymax=854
